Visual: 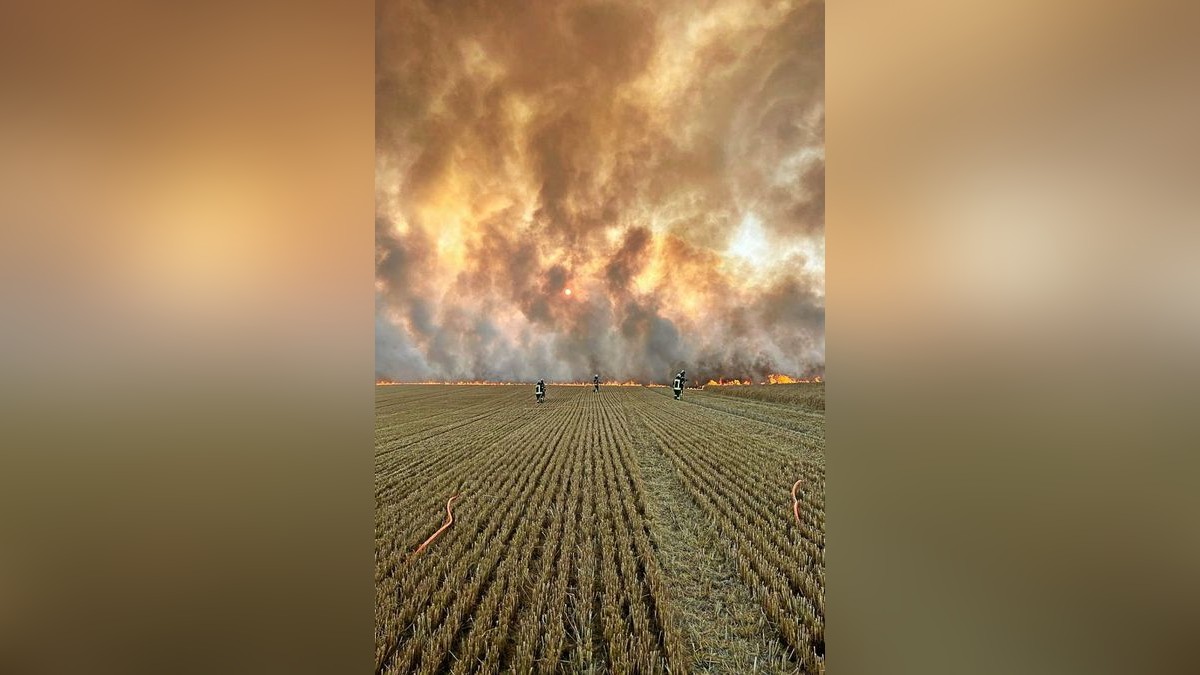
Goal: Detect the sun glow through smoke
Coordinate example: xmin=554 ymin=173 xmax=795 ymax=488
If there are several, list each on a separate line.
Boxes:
xmin=376 ymin=0 xmax=824 ymax=383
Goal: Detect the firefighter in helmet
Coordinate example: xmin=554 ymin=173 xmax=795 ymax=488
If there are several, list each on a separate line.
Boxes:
xmin=673 ymin=370 xmax=686 ymax=400
xmin=593 ymin=373 xmax=600 ymax=393
xmin=535 ymin=379 xmax=546 ymax=404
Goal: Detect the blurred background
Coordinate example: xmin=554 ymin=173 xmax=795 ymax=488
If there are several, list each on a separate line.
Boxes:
xmin=1 ymin=0 xmax=1196 ymax=673
xmin=0 ymin=2 xmax=374 ymax=673
xmin=829 ymin=1 xmax=1199 ymax=673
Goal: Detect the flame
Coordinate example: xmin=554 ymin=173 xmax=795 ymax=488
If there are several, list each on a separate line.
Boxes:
xmin=762 ymin=373 xmax=824 ymax=384
xmin=702 ymin=374 xmax=825 ymax=386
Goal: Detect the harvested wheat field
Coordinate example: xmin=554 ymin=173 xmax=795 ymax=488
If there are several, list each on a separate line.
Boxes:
xmin=703 ymin=382 xmax=825 ymax=412
xmin=375 ymin=384 xmax=825 ymax=674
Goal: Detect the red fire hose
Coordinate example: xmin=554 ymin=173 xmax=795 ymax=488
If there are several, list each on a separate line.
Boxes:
xmin=792 ymin=479 xmax=802 ymax=524
xmin=413 ymin=494 xmax=461 ymax=557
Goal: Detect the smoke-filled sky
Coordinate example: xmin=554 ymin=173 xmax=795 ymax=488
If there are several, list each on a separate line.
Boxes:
xmin=376 ymin=0 xmax=823 ymax=383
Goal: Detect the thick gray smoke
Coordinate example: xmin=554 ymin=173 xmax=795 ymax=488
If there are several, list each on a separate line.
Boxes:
xmin=376 ymin=0 xmax=824 ymax=384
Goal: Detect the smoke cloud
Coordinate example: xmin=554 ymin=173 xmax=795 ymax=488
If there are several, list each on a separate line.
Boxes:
xmin=376 ymin=0 xmax=824 ymax=383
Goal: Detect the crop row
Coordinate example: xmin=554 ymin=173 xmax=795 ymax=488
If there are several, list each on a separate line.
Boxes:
xmin=375 ymin=387 xmax=689 ymax=673
xmin=373 ymin=395 xmax=545 ymax=584
xmin=375 ymin=386 xmax=530 ymax=450
xmin=631 ymin=389 xmax=826 ymax=673
xmin=674 ymin=389 xmax=826 ymax=444
xmin=376 ymin=390 xmax=581 ymax=673
xmin=590 ymin=392 xmax=689 ymax=671
xmin=703 ymin=383 xmax=826 ymax=411
xmin=374 ymin=395 xmax=537 ymax=505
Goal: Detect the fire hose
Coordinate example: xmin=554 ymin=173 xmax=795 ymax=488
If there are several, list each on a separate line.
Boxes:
xmin=412 ymin=494 xmax=461 ymax=557
xmin=791 ymin=479 xmax=802 ymax=525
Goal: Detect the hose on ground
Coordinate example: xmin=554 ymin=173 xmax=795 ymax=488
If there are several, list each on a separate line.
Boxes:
xmin=792 ymin=479 xmax=802 ymax=525
xmin=413 ymin=494 xmax=461 ymax=557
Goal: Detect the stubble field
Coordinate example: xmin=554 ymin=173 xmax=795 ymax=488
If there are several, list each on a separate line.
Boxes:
xmin=375 ymin=383 xmax=825 ymax=674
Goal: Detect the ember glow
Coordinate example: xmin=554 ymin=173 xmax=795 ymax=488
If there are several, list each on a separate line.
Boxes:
xmin=376 ymin=0 xmax=824 ymax=384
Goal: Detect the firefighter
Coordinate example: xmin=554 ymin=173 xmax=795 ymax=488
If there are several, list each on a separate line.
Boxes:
xmin=673 ymin=370 xmax=686 ymax=400
xmin=535 ymin=379 xmax=546 ymax=404
xmin=593 ymin=373 xmax=600 ymax=393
